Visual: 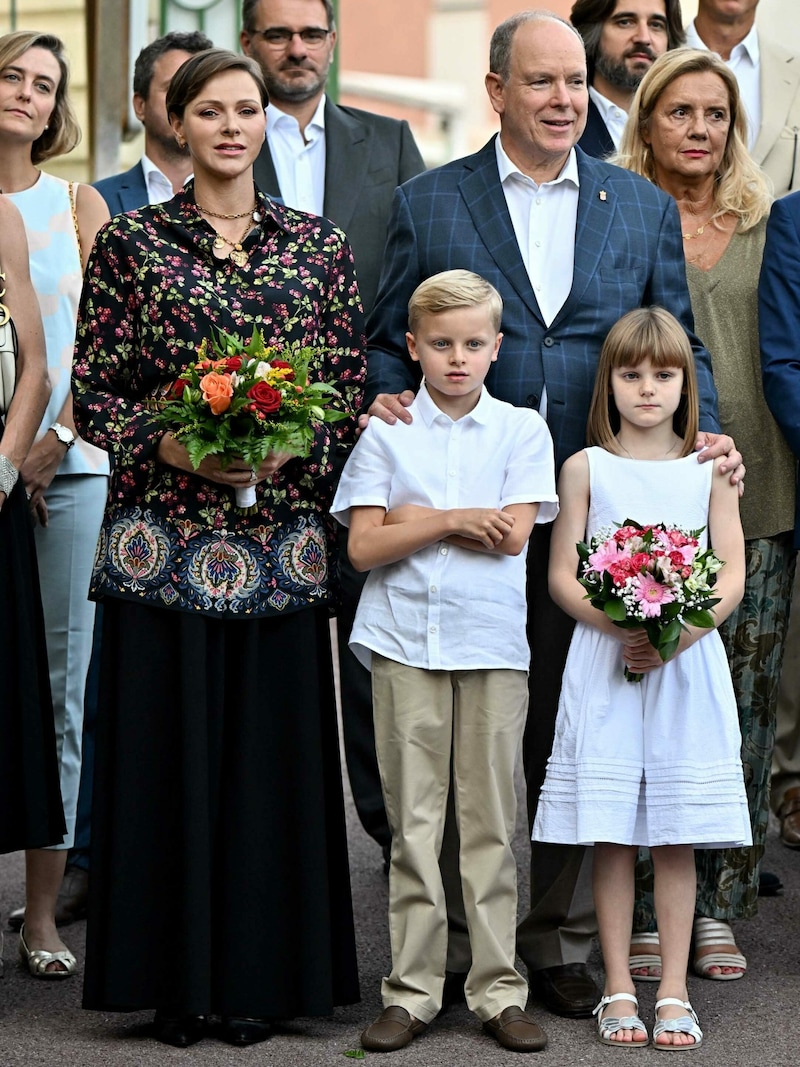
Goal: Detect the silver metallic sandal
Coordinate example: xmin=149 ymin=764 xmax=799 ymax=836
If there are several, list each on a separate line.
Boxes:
xmin=652 ymin=998 xmax=703 ymax=1051
xmin=19 ymin=924 xmax=77 ymax=979
xmin=593 ymin=993 xmax=649 ymax=1047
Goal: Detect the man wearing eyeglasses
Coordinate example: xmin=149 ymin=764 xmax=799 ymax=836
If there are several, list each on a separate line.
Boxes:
xmin=241 ymin=0 xmax=425 ymax=314
xmin=241 ymin=0 xmax=425 ymax=887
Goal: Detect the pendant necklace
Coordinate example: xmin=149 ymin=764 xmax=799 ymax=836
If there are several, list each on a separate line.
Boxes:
xmin=212 ymin=215 xmax=254 ymax=267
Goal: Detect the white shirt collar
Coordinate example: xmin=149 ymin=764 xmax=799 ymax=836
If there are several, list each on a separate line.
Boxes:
xmin=495 ymin=135 xmax=580 ymax=190
xmin=267 ymin=93 xmax=327 ymax=138
xmin=686 ymin=19 xmax=760 ymax=66
xmin=416 ymin=382 xmax=493 ymax=426
xmin=140 ymin=154 xmax=181 ymax=204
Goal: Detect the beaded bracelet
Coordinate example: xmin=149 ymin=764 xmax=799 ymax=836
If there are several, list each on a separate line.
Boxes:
xmin=0 ymin=452 xmax=19 ymax=498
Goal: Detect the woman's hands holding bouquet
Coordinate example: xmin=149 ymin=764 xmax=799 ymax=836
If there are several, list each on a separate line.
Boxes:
xmin=157 ymin=432 xmax=293 ymax=486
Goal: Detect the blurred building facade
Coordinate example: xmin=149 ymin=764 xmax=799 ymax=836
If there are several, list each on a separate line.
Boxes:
xmin=0 ymin=1 xmax=798 ymax=178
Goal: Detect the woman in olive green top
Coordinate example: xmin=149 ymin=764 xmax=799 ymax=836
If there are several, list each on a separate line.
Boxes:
xmin=617 ymin=47 xmax=796 ymax=983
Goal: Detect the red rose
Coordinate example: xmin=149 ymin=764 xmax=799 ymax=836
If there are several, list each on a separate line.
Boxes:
xmin=170 ymin=378 xmax=187 ymax=398
xmin=248 ymin=380 xmax=282 ymax=414
xmin=225 ymin=356 xmax=244 ymax=372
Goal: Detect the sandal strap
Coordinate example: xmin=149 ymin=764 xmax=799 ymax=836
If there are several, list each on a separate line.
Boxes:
xmin=693 ymin=917 xmax=736 ymax=947
xmin=653 ymin=1000 xmax=702 ymax=1044
xmin=593 ymin=993 xmax=640 ymax=1015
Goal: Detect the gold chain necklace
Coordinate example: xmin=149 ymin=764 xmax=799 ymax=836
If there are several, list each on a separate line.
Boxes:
xmin=682 ymin=217 xmax=714 ymax=240
xmin=197 ymin=202 xmax=257 ymax=221
xmin=211 ymin=215 xmax=254 ymax=268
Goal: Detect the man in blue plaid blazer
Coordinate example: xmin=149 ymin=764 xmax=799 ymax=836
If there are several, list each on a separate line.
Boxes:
xmin=363 ymin=11 xmax=738 ymax=1025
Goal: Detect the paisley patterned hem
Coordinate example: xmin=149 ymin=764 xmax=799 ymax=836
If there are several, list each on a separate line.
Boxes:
xmin=91 ymin=507 xmax=332 ymax=618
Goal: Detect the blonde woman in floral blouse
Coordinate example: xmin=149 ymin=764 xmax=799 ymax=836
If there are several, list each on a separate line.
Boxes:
xmin=72 ymin=49 xmax=364 ymax=1049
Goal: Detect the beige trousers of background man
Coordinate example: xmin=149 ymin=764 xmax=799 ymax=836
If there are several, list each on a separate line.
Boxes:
xmin=372 ymin=655 xmax=530 ymax=1024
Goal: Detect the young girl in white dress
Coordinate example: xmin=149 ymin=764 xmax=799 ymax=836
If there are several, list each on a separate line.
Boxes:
xmin=533 ymin=307 xmax=750 ymax=1051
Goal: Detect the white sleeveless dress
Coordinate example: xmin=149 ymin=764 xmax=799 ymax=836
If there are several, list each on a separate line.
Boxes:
xmin=533 ymin=448 xmax=752 ymax=850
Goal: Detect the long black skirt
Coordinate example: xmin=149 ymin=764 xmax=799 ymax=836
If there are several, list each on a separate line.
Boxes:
xmin=0 ymin=474 xmax=64 ymax=853
xmin=83 ymin=597 xmax=359 ymax=1017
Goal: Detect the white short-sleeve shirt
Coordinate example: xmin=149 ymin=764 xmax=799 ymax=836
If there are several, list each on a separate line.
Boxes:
xmin=331 ymin=385 xmax=559 ymax=672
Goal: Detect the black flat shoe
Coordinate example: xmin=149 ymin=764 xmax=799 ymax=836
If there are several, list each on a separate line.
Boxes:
xmin=152 ymin=1011 xmax=207 ymax=1047
xmin=219 ymin=1016 xmax=273 ymax=1046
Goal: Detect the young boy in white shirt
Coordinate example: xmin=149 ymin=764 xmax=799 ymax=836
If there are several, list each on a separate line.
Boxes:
xmin=332 ymin=269 xmax=558 ymax=1054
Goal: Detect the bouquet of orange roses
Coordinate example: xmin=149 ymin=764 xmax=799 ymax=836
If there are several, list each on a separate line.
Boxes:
xmin=151 ymin=326 xmax=348 ymax=508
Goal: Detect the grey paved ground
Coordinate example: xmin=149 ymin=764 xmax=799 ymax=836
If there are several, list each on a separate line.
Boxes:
xmin=2 ymin=701 xmax=798 ymax=1064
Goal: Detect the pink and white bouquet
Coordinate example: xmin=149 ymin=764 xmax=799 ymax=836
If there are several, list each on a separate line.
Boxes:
xmin=150 ymin=327 xmax=348 ymax=508
xmin=577 ymin=518 xmax=723 ymax=682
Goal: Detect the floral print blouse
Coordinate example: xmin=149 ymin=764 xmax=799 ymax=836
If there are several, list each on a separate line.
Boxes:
xmin=72 ymin=186 xmax=365 ymax=619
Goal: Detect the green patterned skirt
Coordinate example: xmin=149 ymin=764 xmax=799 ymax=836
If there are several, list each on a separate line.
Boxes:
xmin=634 ymin=533 xmax=795 ymax=928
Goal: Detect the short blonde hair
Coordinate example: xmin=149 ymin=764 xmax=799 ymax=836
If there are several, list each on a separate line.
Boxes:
xmin=408 ymin=270 xmax=503 ymax=334
xmin=587 ymin=306 xmax=699 ymax=457
xmin=0 ymin=31 xmax=80 ymax=164
xmin=616 ymin=48 xmax=771 ymax=231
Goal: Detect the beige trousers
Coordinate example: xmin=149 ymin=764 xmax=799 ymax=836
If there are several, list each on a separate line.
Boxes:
xmin=772 ymin=558 xmax=800 ymax=812
xmin=372 ymin=654 xmax=529 ymax=1023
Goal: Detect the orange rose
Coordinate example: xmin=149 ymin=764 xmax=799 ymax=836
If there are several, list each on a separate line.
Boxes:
xmin=200 ymin=371 xmax=233 ymax=414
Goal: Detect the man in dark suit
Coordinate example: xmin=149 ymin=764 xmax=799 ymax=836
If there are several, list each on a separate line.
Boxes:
xmin=241 ymin=0 xmax=425 ymax=865
xmin=571 ymin=0 xmax=684 ymax=158
xmin=366 ymin=10 xmax=738 ymax=1022
xmin=94 ymin=30 xmax=212 ymax=215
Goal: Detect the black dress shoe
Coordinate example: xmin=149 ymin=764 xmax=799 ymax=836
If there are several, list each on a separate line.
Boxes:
xmin=219 ymin=1016 xmax=273 ymax=1046
xmin=528 ymin=963 xmax=600 ymax=1018
xmin=54 ymin=865 xmax=89 ymax=925
xmin=152 ymin=1011 xmax=207 ymax=1047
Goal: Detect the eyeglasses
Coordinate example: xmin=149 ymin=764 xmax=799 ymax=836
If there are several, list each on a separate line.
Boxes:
xmin=251 ymin=27 xmax=332 ymax=49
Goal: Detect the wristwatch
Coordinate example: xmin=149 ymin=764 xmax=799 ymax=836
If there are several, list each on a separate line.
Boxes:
xmin=50 ymin=422 xmax=76 ymax=450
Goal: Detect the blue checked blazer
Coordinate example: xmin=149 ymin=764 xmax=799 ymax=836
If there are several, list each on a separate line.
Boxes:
xmin=366 ymin=139 xmax=719 ymax=471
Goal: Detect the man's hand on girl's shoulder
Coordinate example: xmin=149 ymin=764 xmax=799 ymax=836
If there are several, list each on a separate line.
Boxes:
xmin=695 ymin=432 xmax=745 ymax=495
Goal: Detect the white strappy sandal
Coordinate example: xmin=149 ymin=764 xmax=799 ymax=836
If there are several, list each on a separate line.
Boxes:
xmin=592 ymin=993 xmax=649 ymax=1047
xmin=692 ymin=916 xmax=746 ymax=980
xmin=652 ymin=998 xmax=703 ymax=1051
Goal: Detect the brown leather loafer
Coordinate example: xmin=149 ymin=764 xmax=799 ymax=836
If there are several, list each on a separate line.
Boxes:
xmin=483 ymin=1006 xmax=547 ymax=1052
xmin=779 ymin=786 xmax=800 ymax=848
xmin=528 ymin=963 xmax=600 ymax=1017
xmin=361 ymin=1006 xmax=428 ymax=1051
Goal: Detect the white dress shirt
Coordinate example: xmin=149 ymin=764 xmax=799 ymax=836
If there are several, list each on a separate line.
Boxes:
xmin=495 ymin=137 xmax=580 ymax=329
xmin=686 ymin=20 xmax=761 ymax=151
xmin=331 ymin=384 xmax=558 ymax=672
xmin=141 ymin=154 xmax=179 ymax=205
xmin=265 ymin=95 xmax=327 ymax=214
xmin=589 ymin=86 xmax=629 ymax=150
xmin=495 ymin=136 xmax=580 ymax=417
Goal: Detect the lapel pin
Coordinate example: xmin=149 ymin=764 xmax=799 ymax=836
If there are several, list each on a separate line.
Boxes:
xmin=599 ymin=190 xmax=607 ymax=202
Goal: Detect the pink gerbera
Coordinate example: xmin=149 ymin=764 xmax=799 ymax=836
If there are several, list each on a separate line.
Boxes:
xmin=632 ymin=574 xmax=675 ymax=617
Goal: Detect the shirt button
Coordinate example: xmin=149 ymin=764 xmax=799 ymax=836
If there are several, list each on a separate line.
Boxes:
xmin=440 ymin=546 xmax=448 ymax=555
xmin=430 ymin=585 xmax=438 ymax=593
xmin=448 ymin=469 xmax=456 ymax=477
xmin=536 ymin=197 xmax=542 ymax=205
xmin=429 ymin=625 xmax=437 ymax=634
xmin=535 ymin=240 xmax=541 ymax=248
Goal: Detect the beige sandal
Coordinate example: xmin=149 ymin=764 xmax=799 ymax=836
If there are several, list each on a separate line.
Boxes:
xmin=692 ymin=917 xmax=746 ymax=980
xmin=629 ymin=930 xmax=662 ymax=982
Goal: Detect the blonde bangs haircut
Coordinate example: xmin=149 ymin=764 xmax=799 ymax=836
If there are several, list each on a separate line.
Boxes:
xmin=587 ymin=306 xmax=699 ymax=457
xmin=616 ymin=48 xmax=772 ymax=231
xmin=408 ymin=269 xmax=503 ymax=334
xmin=0 ymin=31 xmax=81 ymax=164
